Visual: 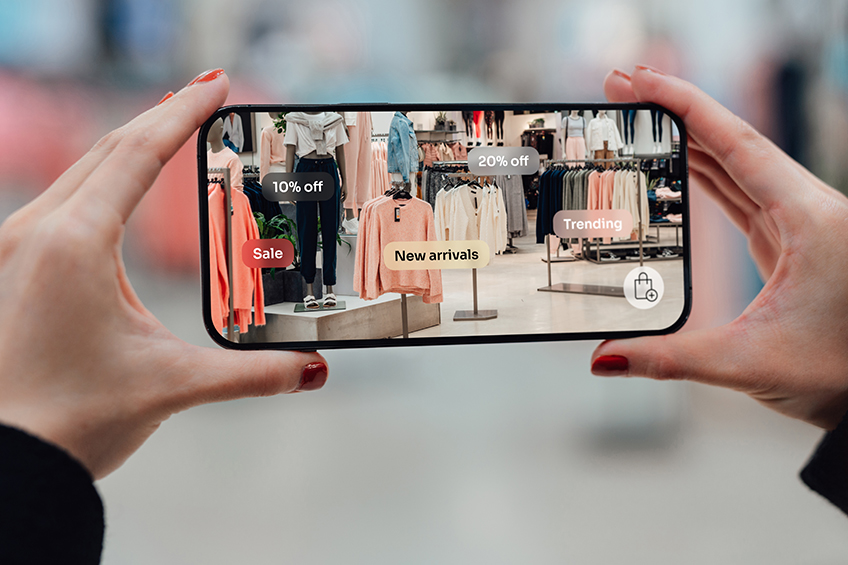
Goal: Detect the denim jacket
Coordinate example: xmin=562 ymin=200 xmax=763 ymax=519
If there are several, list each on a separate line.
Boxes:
xmin=387 ymin=112 xmax=418 ymax=182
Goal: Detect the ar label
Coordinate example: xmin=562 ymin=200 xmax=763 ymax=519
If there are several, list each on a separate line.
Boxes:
xmin=553 ymin=210 xmax=633 ymax=238
xmin=383 ymin=240 xmax=490 ymax=270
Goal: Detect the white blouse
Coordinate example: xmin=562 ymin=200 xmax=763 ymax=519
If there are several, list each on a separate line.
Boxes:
xmin=283 ymin=112 xmax=349 ymax=157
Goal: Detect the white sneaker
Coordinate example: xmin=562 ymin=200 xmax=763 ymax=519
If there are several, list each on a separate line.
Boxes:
xmin=342 ymin=217 xmax=359 ymax=235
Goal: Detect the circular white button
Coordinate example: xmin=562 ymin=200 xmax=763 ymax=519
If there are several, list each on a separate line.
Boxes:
xmin=624 ymin=266 xmax=664 ymax=309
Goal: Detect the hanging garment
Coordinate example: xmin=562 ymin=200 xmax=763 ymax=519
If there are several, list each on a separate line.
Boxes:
xmin=342 ymin=111 xmax=373 ymax=210
xmin=495 ymin=174 xmax=528 ymax=236
xmin=421 ymin=143 xmax=439 ymax=168
xmin=208 ymin=183 xmax=265 ymax=333
xmin=564 ymin=117 xmax=587 ymax=164
xmin=473 ymin=111 xmax=483 ymax=138
xmin=283 ymin=112 xmax=348 ymax=157
xmin=449 ymin=142 xmax=467 ymax=160
xmin=369 ymin=140 xmax=390 ymax=201
xmin=222 ymin=113 xmax=244 ymax=152
xmin=259 ymin=125 xmax=286 ymax=182
xmin=586 ymin=115 xmax=624 ymax=152
xmin=387 ymin=112 xmax=418 ymax=182
xmin=354 ymin=195 xmax=443 ymax=303
xmin=207 ymin=147 xmax=243 ymax=192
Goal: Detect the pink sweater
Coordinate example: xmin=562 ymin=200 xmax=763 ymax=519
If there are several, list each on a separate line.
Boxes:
xmin=354 ymin=196 xmax=442 ymax=303
xmin=259 ymin=126 xmax=286 ymax=181
xmin=207 ymin=147 xmax=243 ymax=192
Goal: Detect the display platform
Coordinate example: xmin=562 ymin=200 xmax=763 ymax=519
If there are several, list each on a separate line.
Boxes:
xmin=240 ymin=294 xmax=440 ymax=343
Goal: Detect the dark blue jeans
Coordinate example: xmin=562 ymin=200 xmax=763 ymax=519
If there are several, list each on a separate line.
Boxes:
xmin=295 ymin=157 xmax=340 ymax=286
xmin=622 ymin=109 xmax=636 ymax=144
xmin=651 ymin=110 xmax=664 ymax=142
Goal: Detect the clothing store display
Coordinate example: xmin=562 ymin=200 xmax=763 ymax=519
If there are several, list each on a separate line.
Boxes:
xmin=354 ymin=195 xmax=442 ymax=303
xmin=259 ymin=125 xmax=287 ymax=182
xmin=294 ymin=157 xmax=342 ymax=286
xmin=485 ymin=111 xmax=495 ymax=141
xmin=494 ymin=111 xmax=505 ymax=143
xmin=223 ymin=113 xmax=244 ymax=152
xmin=342 ymin=111 xmax=373 ymax=210
xmin=283 ymin=112 xmax=348 ymax=157
xmin=434 ymin=182 xmax=507 ymax=256
xmin=387 ymin=112 xmax=418 ymax=182
xmin=207 ymin=147 xmax=244 ymax=192
xmin=208 ymin=182 xmax=265 ymax=333
xmin=473 ymin=111 xmax=483 ymax=140
xmin=586 ymin=114 xmax=624 ymax=153
xmin=521 ymin=129 xmax=555 ymax=160
xmin=462 ymin=111 xmax=474 ymax=137
xmin=370 ymin=139 xmax=391 ymax=201
xmin=495 ymin=174 xmax=528 ymax=236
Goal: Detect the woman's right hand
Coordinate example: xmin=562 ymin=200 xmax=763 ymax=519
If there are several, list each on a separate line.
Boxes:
xmin=592 ymin=66 xmax=848 ymax=430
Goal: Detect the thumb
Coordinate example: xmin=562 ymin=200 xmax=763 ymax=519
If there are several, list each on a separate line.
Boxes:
xmin=165 ymin=346 xmax=328 ymax=411
xmin=590 ymin=325 xmax=751 ymax=391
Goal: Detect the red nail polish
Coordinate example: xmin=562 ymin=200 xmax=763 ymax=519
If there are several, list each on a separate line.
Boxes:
xmin=635 ymin=64 xmax=666 ymax=76
xmin=298 ymin=362 xmax=328 ymax=392
xmin=591 ymin=355 xmax=629 ymax=376
xmin=187 ymin=68 xmax=225 ymax=87
xmin=612 ymin=69 xmax=631 ymax=80
xmin=156 ymin=91 xmax=174 ymax=106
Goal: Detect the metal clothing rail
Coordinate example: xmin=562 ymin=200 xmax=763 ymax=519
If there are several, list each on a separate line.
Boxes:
xmin=208 ymin=167 xmax=236 ymax=341
xmin=431 ymin=162 xmax=497 ymax=321
xmin=538 ymin=156 xmax=650 ymax=298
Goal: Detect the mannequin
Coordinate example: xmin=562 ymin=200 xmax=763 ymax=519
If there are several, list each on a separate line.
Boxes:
xmin=586 ymin=110 xmax=623 ymax=169
xmin=651 ymin=110 xmax=664 ymax=153
xmin=284 ymin=112 xmax=348 ymax=310
xmin=562 ymin=110 xmax=587 ymax=166
xmin=207 ymin=118 xmax=243 ymax=192
xmin=341 ymin=111 xmax=373 ymax=224
xmin=260 ymin=112 xmax=287 ymax=181
xmin=222 ymin=112 xmax=244 ymax=152
xmin=621 ymin=109 xmax=636 ymax=154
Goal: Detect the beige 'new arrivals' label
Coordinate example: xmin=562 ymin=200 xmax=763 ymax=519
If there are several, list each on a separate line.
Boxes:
xmin=383 ymin=240 xmax=490 ymax=270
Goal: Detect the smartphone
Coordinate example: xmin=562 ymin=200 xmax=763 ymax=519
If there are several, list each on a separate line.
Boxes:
xmin=199 ymin=103 xmax=690 ymax=350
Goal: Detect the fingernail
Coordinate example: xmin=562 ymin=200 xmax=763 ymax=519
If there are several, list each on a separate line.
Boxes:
xmin=635 ymin=64 xmax=666 ymax=76
xmin=187 ymin=68 xmax=225 ymax=87
xmin=591 ymin=355 xmax=629 ymax=376
xmin=612 ymin=69 xmax=631 ymax=81
xmin=156 ymin=91 xmax=174 ymax=106
xmin=298 ymin=362 xmax=328 ymax=392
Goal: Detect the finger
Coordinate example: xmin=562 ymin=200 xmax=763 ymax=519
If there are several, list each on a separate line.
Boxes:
xmin=603 ymin=69 xmax=638 ymax=103
xmin=69 ymin=69 xmax=230 ymax=223
xmin=628 ymin=66 xmax=806 ymax=210
xmin=590 ymin=325 xmax=755 ymax=392
xmin=690 ymin=168 xmax=750 ymax=233
xmin=689 ymin=146 xmax=759 ymax=217
xmin=166 ymin=347 xmax=328 ymax=410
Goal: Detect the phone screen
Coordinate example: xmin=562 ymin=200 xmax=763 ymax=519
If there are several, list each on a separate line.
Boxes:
xmin=199 ymin=104 xmax=690 ymax=349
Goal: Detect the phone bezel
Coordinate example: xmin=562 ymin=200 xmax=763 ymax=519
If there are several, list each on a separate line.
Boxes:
xmin=198 ymin=103 xmax=691 ymax=350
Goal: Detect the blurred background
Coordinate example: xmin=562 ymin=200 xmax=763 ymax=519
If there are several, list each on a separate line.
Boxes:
xmin=2 ymin=0 xmax=848 ymax=562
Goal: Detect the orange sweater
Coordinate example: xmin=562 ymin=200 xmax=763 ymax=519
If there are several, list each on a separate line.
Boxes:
xmin=208 ymin=183 xmax=265 ymax=333
xmin=354 ymin=195 xmax=442 ymax=303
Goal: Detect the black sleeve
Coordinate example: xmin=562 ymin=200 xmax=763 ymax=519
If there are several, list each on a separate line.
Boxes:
xmin=0 ymin=424 xmax=104 ymax=564
xmin=801 ymin=411 xmax=848 ymax=516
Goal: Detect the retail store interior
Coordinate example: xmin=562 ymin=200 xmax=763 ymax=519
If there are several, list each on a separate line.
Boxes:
xmin=207 ymin=108 xmax=686 ymax=344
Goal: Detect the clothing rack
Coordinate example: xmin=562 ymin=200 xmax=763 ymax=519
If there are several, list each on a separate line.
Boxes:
xmin=208 ymin=167 xmax=237 ymax=341
xmin=438 ymin=168 xmax=497 ymax=321
xmin=538 ymin=156 xmax=648 ymax=298
xmin=433 ymin=159 xmax=468 ymax=166
xmin=243 ymin=164 xmax=260 ymax=180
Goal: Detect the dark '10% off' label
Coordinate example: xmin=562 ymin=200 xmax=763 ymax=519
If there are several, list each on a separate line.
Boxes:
xmin=261 ymin=172 xmax=335 ymax=201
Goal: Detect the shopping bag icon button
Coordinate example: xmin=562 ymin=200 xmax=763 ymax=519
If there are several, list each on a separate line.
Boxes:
xmin=634 ymin=272 xmax=656 ymax=301
xmin=624 ymin=267 xmax=664 ymax=309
